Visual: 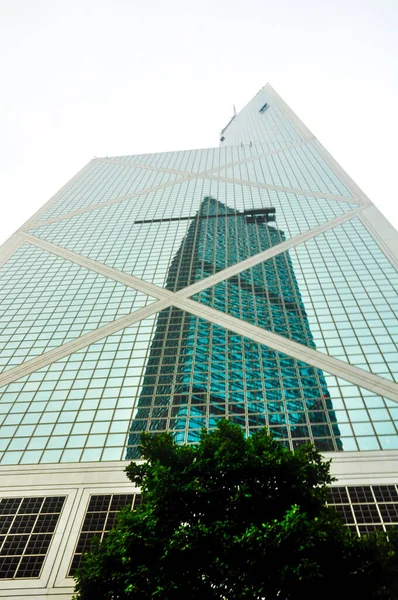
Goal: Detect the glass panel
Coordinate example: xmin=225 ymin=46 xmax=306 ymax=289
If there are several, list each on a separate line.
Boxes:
xmin=0 ymin=495 xmax=65 ymax=579
xmin=327 ymin=485 xmax=398 ymax=535
xmin=68 ymin=493 xmax=140 ymax=576
xmin=0 ymin=317 xmax=157 ymax=465
xmin=0 ymin=244 xmax=154 ymax=372
xmin=125 ymin=311 xmax=396 ymax=458
xmin=193 ymin=218 xmax=398 ymax=382
xmin=218 ymin=143 xmax=352 ymax=197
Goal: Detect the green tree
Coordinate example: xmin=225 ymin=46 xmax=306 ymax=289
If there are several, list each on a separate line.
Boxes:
xmin=73 ymin=421 xmax=398 ymax=599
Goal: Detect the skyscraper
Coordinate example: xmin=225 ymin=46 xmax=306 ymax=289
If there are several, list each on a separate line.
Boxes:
xmin=1 ymin=84 xmax=398 ymax=597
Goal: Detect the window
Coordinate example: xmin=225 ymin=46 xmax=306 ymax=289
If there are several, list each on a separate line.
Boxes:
xmin=0 ymin=496 xmax=65 ymax=579
xmin=68 ymin=493 xmax=142 ymax=576
xmin=327 ymin=485 xmax=398 ymax=534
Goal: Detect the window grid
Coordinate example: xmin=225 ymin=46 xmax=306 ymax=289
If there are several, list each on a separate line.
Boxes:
xmin=38 ymin=161 xmax=180 ymax=222
xmin=0 ymin=496 xmax=65 ymax=579
xmin=0 ymin=244 xmax=153 ymax=372
xmin=126 ymin=310 xmax=346 ymax=457
xmin=68 ymin=493 xmax=141 ymax=576
xmin=0 ymin=317 xmax=158 ymax=465
xmin=198 ymin=218 xmax=398 ymax=384
xmin=221 ymin=143 xmax=351 ymax=197
xmin=327 ymin=485 xmax=398 ymax=535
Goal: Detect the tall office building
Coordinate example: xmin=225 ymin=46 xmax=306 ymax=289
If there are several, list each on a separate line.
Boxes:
xmin=0 ymin=84 xmax=398 ymax=597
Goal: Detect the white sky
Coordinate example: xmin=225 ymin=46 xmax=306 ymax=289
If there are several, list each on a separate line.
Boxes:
xmin=0 ymin=0 xmax=397 ymax=246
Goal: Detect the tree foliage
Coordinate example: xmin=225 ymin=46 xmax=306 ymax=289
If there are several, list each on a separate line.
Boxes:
xmin=73 ymin=422 xmax=398 ymax=599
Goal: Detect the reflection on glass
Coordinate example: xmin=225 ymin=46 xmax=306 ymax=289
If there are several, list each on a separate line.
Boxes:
xmin=126 ymin=197 xmax=341 ymax=458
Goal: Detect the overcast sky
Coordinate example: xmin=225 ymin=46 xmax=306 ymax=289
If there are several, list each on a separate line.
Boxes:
xmin=0 ymin=0 xmax=397 ymax=246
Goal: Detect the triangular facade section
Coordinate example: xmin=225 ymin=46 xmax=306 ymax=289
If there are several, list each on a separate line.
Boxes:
xmin=0 ymin=316 xmax=157 ymax=465
xmin=192 ymin=216 xmax=398 ymax=384
xmin=37 ymin=160 xmax=182 ymax=223
xmin=0 ymin=243 xmax=155 ymax=373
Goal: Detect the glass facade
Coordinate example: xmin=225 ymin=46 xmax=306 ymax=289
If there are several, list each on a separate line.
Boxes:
xmin=0 ymin=244 xmax=155 ymax=373
xmin=127 ymin=197 xmax=343 ymax=456
xmin=29 ymin=179 xmax=357 ymax=289
xmin=0 ymin=84 xmax=398 ymax=466
xmin=195 ymin=218 xmax=398 ymax=382
xmin=127 ymin=309 xmax=343 ymax=456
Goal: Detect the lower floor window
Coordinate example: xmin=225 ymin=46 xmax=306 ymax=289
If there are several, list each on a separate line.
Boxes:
xmin=68 ymin=494 xmax=141 ymax=576
xmin=0 ymin=496 xmax=65 ymax=578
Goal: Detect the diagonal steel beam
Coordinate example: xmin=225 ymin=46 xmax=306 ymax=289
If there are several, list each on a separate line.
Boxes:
xmin=0 ymin=299 xmax=172 ymax=389
xmin=172 ymin=297 xmax=398 ymax=404
xmin=22 ymin=207 xmax=363 ymax=308
xmin=20 ymin=232 xmax=173 ymax=301
xmin=174 ymin=207 xmax=363 ymax=300
xmin=30 ymin=141 xmax=361 ymax=229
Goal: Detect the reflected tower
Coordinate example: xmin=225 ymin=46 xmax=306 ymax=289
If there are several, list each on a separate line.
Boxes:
xmin=127 ymin=197 xmax=342 ymax=457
